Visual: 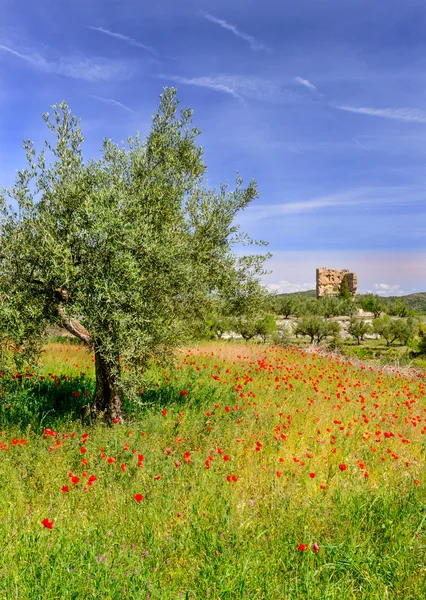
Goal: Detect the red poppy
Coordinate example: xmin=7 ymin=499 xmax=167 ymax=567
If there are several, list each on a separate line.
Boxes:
xmin=42 ymin=518 xmax=53 ymax=529
xmin=112 ymin=418 xmax=119 ymax=424
xmin=154 ymin=474 xmax=162 ymax=480
xmin=80 ymin=447 xmax=87 ymax=454
xmin=339 ymin=464 xmax=347 ymax=471
xmin=71 ymin=476 xmax=79 ymax=484
xmin=309 ymin=473 xmax=316 ymax=479
xmin=134 ymin=494 xmax=144 ymax=502
xmin=162 ymin=409 xmax=167 ymax=416
xmin=61 ymin=486 xmax=69 ymax=493
xmin=298 ymin=543 xmax=308 ymax=552
xmin=180 ymin=390 xmax=188 ymax=397
xmin=223 ymin=455 xmax=230 ymax=462
xmin=121 ymin=464 xmax=126 ymax=472
xmin=183 ymin=452 xmax=191 ymax=464
xmin=175 ymin=460 xmax=180 ymax=468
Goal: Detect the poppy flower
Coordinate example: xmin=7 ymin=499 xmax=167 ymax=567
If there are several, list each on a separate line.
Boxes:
xmin=71 ymin=476 xmax=79 ymax=484
xmin=298 ymin=543 xmax=308 ymax=552
xmin=175 ymin=460 xmax=180 ymax=468
xmin=112 ymin=418 xmax=119 ymax=424
xmin=339 ymin=464 xmax=347 ymax=471
xmin=42 ymin=518 xmax=53 ymax=529
xmin=61 ymin=486 xmax=69 ymax=493
xmin=313 ymin=542 xmax=319 ymax=553
xmin=223 ymin=455 xmax=230 ymax=462
xmin=154 ymin=474 xmax=162 ymax=480
xmin=180 ymin=390 xmax=188 ymax=397
xmin=134 ymin=494 xmax=144 ymax=502
xmin=162 ymin=409 xmax=167 ymax=416
xmin=309 ymin=473 xmax=316 ymax=479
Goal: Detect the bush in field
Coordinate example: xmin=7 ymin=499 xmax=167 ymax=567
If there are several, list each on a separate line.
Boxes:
xmin=275 ymin=296 xmax=297 ymax=319
xmin=256 ymin=314 xmax=277 ymax=342
xmin=372 ymin=315 xmax=416 ymax=347
xmin=357 ymin=294 xmax=386 ymax=317
xmin=347 ymin=317 xmax=373 ymax=345
xmin=0 ymin=90 xmax=268 ymax=421
xmin=295 ymin=315 xmax=340 ymax=344
xmin=385 ymin=298 xmax=410 ymax=317
xmin=234 ymin=317 xmax=259 ymax=341
xmin=295 ymin=298 xmax=322 ymax=317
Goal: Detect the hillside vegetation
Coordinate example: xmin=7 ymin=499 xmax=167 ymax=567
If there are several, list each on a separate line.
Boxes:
xmin=278 ymin=291 xmax=426 ymax=313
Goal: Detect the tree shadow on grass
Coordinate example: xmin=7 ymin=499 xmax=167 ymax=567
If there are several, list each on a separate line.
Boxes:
xmin=0 ymin=374 xmax=95 ymax=431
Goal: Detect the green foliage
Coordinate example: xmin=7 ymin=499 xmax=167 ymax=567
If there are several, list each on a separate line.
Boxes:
xmin=338 ymin=276 xmax=352 ymax=300
xmin=372 ymin=316 xmax=416 ymax=347
xmin=256 ymin=314 xmax=277 ymax=342
xmin=385 ymin=298 xmax=410 ymax=317
xmin=357 ymin=295 xmax=386 ymax=317
xmin=0 ymin=91 xmax=269 ymax=416
xmin=275 ymin=296 xmax=297 ymax=319
xmin=295 ymin=315 xmax=340 ymax=344
xmin=347 ymin=318 xmax=373 ymax=345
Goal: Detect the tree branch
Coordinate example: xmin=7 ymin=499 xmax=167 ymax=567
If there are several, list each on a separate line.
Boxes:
xmin=55 ymin=287 xmax=91 ymax=345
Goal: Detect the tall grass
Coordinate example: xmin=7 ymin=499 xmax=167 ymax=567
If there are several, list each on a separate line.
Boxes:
xmin=0 ymin=343 xmax=425 ymax=598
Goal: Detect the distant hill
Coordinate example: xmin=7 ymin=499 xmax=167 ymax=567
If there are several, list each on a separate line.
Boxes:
xmin=377 ymin=292 xmax=426 ymax=314
xmin=276 ymin=290 xmax=317 ymax=299
xmin=276 ymin=290 xmax=426 ymax=313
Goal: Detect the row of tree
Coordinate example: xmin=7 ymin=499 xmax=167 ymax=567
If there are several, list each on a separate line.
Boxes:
xmin=273 ymin=293 xmax=416 ymax=320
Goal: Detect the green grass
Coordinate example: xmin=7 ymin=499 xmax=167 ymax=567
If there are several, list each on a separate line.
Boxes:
xmin=1 ymin=342 xmax=426 ymax=598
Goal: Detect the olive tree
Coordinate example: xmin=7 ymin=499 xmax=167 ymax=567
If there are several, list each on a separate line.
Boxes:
xmin=0 ymin=90 xmax=268 ymax=421
xmin=347 ymin=317 xmax=372 ymax=345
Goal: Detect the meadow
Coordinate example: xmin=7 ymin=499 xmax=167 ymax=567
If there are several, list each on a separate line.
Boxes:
xmin=1 ymin=340 xmax=426 ymax=599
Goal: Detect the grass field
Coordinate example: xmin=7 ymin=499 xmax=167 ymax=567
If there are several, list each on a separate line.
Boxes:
xmin=1 ymin=341 xmax=426 ymax=599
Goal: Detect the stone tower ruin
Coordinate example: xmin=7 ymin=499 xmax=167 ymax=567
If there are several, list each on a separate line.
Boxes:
xmin=316 ymin=268 xmax=358 ymax=299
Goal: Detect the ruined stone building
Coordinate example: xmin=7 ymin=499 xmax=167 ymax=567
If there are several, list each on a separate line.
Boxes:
xmin=316 ymin=268 xmax=358 ymax=298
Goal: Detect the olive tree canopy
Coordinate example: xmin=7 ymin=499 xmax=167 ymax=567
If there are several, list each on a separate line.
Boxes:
xmin=0 ymin=89 xmax=269 ymax=420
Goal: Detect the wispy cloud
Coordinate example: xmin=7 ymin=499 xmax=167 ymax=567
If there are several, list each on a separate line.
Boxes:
xmin=335 ymin=105 xmax=426 ymax=124
xmin=241 ymin=185 xmax=425 ymax=220
xmin=89 ymin=95 xmax=137 ymax=115
xmin=295 ymin=76 xmax=319 ymax=93
xmin=160 ymin=74 xmax=244 ymax=102
xmin=0 ymin=43 xmax=134 ymax=82
xmin=159 ymin=74 xmax=295 ymax=104
xmin=201 ymin=12 xmax=271 ymax=52
xmin=87 ymin=26 xmax=156 ymax=54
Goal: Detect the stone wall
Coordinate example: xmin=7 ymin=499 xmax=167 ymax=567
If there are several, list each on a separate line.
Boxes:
xmin=316 ymin=268 xmax=358 ymax=298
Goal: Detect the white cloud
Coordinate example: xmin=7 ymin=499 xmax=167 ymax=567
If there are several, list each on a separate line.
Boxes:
xmin=266 ymin=280 xmax=315 ymax=294
xmin=86 ymin=26 xmax=156 ymax=54
xmin=89 ymin=95 xmax=137 ymax=115
xmin=374 ymin=283 xmax=405 ymax=296
xmin=295 ymin=76 xmax=319 ymax=93
xmin=160 ymin=74 xmax=244 ymax=102
xmin=0 ymin=43 xmax=134 ymax=82
xmin=201 ymin=12 xmax=271 ymax=52
xmin=334 ymin=105 xmax=426 ymax=124
xmin=159 ymin=74 xmax=294 ymax=104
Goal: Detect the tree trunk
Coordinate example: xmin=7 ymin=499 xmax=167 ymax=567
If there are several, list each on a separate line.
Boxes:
xmin=92 ymin=348 xmax=123 ymax=422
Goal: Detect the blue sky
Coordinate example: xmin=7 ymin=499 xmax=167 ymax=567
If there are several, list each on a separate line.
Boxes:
xmin=1 ymin=0 xmax=425 ymax=295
